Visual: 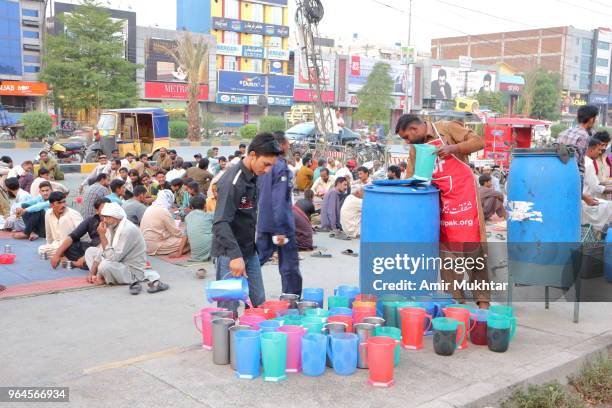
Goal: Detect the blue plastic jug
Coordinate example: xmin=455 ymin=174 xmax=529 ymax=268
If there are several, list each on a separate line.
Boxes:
xmin=234 ymin=330 xmax=261 ymax=379
xmin=327 ymin=333 xmax=359 ymax=376
xmin=302 ymin=288 xmax=324 ymax=308
xmin=301 ymin=333 xmax=327 ymax=377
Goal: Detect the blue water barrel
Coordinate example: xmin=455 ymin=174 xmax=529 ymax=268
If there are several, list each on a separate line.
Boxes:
xmin=360 ymin=182 xmax=440 ymax=298
xmin=605 ymin=231 xmax=612 ymax=283
xmin=506 ymin=148 xmax=581 ymax=288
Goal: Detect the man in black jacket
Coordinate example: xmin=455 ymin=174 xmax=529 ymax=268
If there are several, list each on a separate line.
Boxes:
xmin=212 ymin=133 xmax=281 ymax=312
xmin=256 ymin=132 xmax=302 ymax=296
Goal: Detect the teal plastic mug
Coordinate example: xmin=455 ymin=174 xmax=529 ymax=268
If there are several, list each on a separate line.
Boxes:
xmin=487 ymin=313 xmax=516 ymax=353
xmin=432 ymin=317 xmax=465 ymax=356
xmin=489 ymin=305 xmax=514 ymax=317
xmin=261 ymin=331 xmax=288 ymax=382
xmin=413 ymin=143 xmax=438 ymax=181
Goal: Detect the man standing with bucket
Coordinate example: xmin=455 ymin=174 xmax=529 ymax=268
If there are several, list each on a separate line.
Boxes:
xmin=256 ymin=131 xmax=302 ymax=297
xmin=395 ymin=114 xmax=490 ymax=309
xmin=212 ymin=133 xmax=282 ymax=314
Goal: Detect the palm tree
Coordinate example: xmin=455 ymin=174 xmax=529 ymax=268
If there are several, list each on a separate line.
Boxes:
xmin=159 ymin=32 xmax=208 ymax=141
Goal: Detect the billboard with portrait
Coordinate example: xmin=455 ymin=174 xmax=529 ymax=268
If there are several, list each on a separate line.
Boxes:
xmin=348 ymin=56 xmax=408 ymax=95
xmin=429 ymin=66 xmax=496 ymax=99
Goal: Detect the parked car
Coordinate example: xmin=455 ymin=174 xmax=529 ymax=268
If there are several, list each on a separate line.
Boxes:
xmin=285 ymin=122 xmax=360 ymax=146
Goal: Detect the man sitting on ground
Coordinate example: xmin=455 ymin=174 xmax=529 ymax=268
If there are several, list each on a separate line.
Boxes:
xmin=353 ymin=166 xmax=371 ymax=189
xmin=122 ymin=185 xmax=148 ymax=226
xmin=39 ymin=150 xmax=64 ymax=180
xmin=387 ymin=165 xmax=402 ymax=180
xmin=206 ymin=183 xmax=218 ymax=212
xmin=82 ymin=173 xmax=110 ymax=218
xmin=12 ymin=181 xmax=52 ymax=240
xmin=140 ymin=190 xmax=189 ymax=257
xmin=340 ymin=185 xmax=364 ymax=239
xmin=30 ymin=168 xmax=69 ymax=198
xmin=478 ymin=174 xmax=506 ymax=221
xmin=166 ymin=158 xmax=186 ymax=182
xmin=38 ymin=192 xmax=83 ymax=257
xmin=295 ymin=157 xmax=314 ymax=191
xmin=8 ymin=160 xmax=34 ymax=192
xmin=106 ymin=179 xmax=126 ymax=205
xmin=320 ymin=177 xmax=348 ymax=232
xmin=296 ymin=189 xmax=317 ymax=221
xmin=4 ymin=177 xmax=31 ymax=232
xmin=185 ymin=195 xmax=213 ymax=263
xmin=50 ymin=198 xmax=110 ymax=269
xmin=311 ymin=168 xmax=335 ymax=198
xmin=80 ymin=155 xmax=110 ymax=192
xmin=84 ymin=202 xmax=169 ymax=294
xmin=293 ymin=203 xmax=314 ymax=251
xmin=186 ymin=158 xmax=213 ymax=197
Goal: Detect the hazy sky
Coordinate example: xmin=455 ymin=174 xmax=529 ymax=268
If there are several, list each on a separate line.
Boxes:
xmin=57 ymin=0 xmax=612 ymax=51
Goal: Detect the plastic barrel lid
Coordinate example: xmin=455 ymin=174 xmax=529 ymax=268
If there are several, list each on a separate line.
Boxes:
xmin=512 ymin=147 xmax=575 ymax=156
xmin=365 ymin=183 xmax=439 ymax=195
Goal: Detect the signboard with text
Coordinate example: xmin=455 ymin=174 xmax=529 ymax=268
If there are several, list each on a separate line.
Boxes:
xmin=349 ymin=55 xmax=409 ymax=96
xmin=217 ymin=71 xmax=294 ymax=97
xmin=216 ymin=93 xmax=292 ymax=106
xmin=0 ymin=81 xmax=48 ymax=96
xmin=144 ymin=82 xmax=209 ymax=100
xmin=430 ymin=66 xmax=496 ymax=99
xmin=212 ymin=17 xmax=289 ymax=37
xmin=560 ymin=91 xmax=588 ymax=114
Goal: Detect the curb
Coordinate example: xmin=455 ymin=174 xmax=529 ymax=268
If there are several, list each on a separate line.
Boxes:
xmin=0 ymin=139 xmax=248 ymax=149
xmin=426 ymin=333 xmax=612 ymax=408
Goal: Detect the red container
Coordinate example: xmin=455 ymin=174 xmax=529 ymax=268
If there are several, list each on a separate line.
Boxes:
xmin=327 ymin=315 xmax=353 ymax=333
xmin=470 ymin=320 xmax=488 ymax=345
xmin=367 ymin=336 xmax=398 ymax=387
xmin=262 ymin=300 xmax=290 ymax=319
xmin=352 ymin=305 xmax=376 ymax=324
xmin=443 ymin=307 xmax=476 ymax=350
xmin=354 ymin=294 xmax=377 ymax=303
xmin=0 ymin=253 xmax=16 ymax=264
xmin=400 ymin=307 xmax=432 ymax=350
xmin=243 ymin=307 xmax=268 ymax=318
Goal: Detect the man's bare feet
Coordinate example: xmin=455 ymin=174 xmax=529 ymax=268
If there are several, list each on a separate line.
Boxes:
xmin=72 ymin=258 xmax=85 ymax=268
xmin=28 ymin=233 xmax=39 ymax=241
xmin=12 ymin=232 xmax=27 ymax=240
xmin=93 ymin=275 xmax=105 ymax=285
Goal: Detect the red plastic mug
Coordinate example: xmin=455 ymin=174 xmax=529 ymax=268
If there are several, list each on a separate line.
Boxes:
xmin=328 ymin=315 xmax=353 ymax=333
xmin=366 ymin=336 xmax=399 ymax=387
xmin=443 ymin=307 xmax=476 ymax=350
xmin=353 ymin=305 xmax=376 ymax=324
xmin=399 ymin=307 xmax=432 ymax=350
xmin=262 ymin=300 xmax=290 ymax=319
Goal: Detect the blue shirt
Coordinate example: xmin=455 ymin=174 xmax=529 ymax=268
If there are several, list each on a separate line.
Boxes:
xmin=105 ymin=193 xmax=124 ymax=205
xmin=257 ymin=157 xmax=295 ymax=236
xmin=21 ymin=196 xmax=50 ymax=213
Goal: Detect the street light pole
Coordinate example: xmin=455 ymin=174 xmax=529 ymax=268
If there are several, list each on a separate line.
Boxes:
xmin=403 ymin=0 xmax=413 ymax=114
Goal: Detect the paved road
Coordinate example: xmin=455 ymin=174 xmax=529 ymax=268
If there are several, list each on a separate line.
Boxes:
xmin=2 ymin=175 xmax=610 ymax=407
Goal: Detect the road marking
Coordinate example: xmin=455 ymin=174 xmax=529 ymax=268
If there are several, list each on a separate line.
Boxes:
xmin=83 ymin=345 xmax=198 ymax=374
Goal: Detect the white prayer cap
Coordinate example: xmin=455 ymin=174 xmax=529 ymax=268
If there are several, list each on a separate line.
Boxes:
xmin=100 ymin=202 xmax=126 ymax=219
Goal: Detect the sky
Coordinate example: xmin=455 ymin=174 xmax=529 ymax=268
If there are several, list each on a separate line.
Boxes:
xmin=56 ymin=0 xmax=612 ymax=52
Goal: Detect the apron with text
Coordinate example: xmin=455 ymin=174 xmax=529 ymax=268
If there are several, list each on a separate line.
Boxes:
xmin=428 ymin=124 xmax=481 ymax=244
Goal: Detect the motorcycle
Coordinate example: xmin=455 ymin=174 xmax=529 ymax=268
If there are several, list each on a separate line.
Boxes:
xmin=38 ymin=137 xmax=86 ymax=163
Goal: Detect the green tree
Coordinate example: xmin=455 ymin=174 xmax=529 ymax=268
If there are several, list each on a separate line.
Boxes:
xmin=517 ymin=69 xmax=561 ymax=120
xmin=239 ymin=124 xmax=258 ymax=139
xmin=20 ymin=112 xmax=52 ymax=140
xmin=476 ymin=91 xmax=504 ymax=114
xmin=159 ymin=32 xmax=209 ymax=141
xmin=169 ymin=120 xmax=188 ymax=139
xmin=41 ymin=0 xmax=140 ymax=119
xmin=354 ymin=62 xmax=394 ymax=126
xmin=258 ymin=116 xmax=286 ymax=134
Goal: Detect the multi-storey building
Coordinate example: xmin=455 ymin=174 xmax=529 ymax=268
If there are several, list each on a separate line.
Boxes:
xmin=0 ymin=0 xmax=47 ymax=116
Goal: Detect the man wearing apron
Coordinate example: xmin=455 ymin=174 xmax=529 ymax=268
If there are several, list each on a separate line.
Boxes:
xmin=396 ymin=114 xmax=490 ymax=309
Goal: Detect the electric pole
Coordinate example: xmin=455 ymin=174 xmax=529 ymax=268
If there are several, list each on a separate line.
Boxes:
xmin=403 ymin=0 xmax=413 ymax=114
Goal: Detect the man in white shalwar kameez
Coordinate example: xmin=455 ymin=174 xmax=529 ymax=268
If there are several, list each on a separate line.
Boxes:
xmin=38 ymin=192 xmax=83 ymax=257
xmin=582 ymin=137 xmax=612 ymax=232
xmin=84 ymin=202 xmax=169 ymax=294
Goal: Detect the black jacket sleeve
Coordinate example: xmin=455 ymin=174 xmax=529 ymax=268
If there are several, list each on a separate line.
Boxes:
xmin=212 ymin=174 xmax=243 ymax=260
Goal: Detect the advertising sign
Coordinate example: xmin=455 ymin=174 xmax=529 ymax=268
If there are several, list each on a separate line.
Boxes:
xmin=295 ymin=57 xmax=334 ymax=88
xmin=145 ymin=37 xmax=209 ymax=85
xmin=0 ymin=81 xmax=48 ymax=96
xmin=401 ymin=46 xmax=416 ymax=65
xmin=212 ymin=17 xmax=289 ymax=37
xmin=430 ymin=66 xmax=496 ymax=99
xmin=215 ymin=43 xmax=242 ymax=57
xmin=349 ymin=56 xmax=409 ymax=95
xmin=589 ymin=94 xmax=608 ymax=105
xmin=242 ymin=45 xmax=265 ymax=59
xmin=294 ymin=89 xmax=335 ymax=103
xmin=217 ymin=71 xmax=294 ymax=97
xmin=560 ymin=91 xmax=588 ymax=114
xmin=216 ymin=93 xmax=293 ymax=106
xmin=266 ymin=48 xmax=290 ymax=61
xmin=245 ymin=0 xmax=288 ymax=5
xmin=269 ymin=60 xmax=283 ymax=74
xmin=145 ymin=82 xmax=209 ymax=100
xmin=499 ymin=82 xmax=524 ymax=94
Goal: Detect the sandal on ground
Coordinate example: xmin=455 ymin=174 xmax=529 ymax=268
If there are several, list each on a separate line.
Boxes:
xmin=335 ymin=232 xmax=352 ymax=241
xmin=147 ymin=280 xmax=170 ymax=294
xmin=342 ymin=249 xmax=359 ymax=257
xmin=129 ymin=282 xmax=142 ymax=295
xmin=495 ymin=233 xmax=506 ymax=241
xmin=316 ymin=227 xmax=330 ymax=232
xmin=195 ymin=269 xmax=207 ymax=279
xmin=311 ymin=251 xmax=332 ymax=258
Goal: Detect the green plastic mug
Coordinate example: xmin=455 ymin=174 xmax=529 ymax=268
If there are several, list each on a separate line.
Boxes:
xmin=413 ymin=143 xmax=438 ymax=181
xmin=305 ymin=308 xmax=330 ymax=319
xmin=373 ymin=326 xmax=402 ymax=367
xmin=489 ymin=305 xmax=514 ymax=317
xmin=261 ymin=331 xmax=288 ymax=382
xmin=327 ymin=295 xmax=350 ymax=309
xmin=487 ymin=313 xmax=516 ymax=353
xmin=301 ymin=316 xmax=325 ymax=334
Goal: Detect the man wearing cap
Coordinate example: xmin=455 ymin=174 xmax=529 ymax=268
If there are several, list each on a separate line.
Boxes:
xmin=84 ymin=202 xmax=169 ymax=294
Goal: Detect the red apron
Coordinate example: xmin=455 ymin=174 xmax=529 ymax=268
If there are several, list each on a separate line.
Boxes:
xmin=428 ymin=124 xmax=481 ymax=244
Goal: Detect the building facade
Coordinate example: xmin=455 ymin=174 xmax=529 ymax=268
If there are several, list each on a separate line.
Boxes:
xmin=177 ymin=0 xmax=211 ymax=34
xmin=0 ymin=0 xmax=48 ymax=116
xmin=431 ymin=26 xmax=612 ymax=124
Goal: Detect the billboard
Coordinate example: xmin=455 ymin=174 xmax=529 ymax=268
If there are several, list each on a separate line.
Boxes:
xmin=0 ymin=81 xmax=48 ymax=97
xmin=561 ymin=91 xmax=588 ymax=114
xmin=429 ymin=66 xmax=497 ymax=99
xmin=212 ymin=17 xmax=289 ymax=37
xmin=144 ymin=37 xmax=209 ymax=100
xmin=217 ymin=71 xmax=294 ymax=97
xmin=295 ymin=56 xmax=335 ymax=89
xmin=348 ymin=56 xmax=408 ymax=95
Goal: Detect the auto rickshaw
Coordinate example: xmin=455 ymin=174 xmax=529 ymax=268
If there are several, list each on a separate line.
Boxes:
xmin=87 ymin=108 xmax=170 ymax=162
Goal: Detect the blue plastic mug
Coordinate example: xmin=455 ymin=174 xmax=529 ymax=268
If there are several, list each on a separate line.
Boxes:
xmin=334 ymin=285 xmax=360 ymax=307
xmin=259 ymin=320 xmax=283 ymax=332
xmin=413 ymin=143 xmax=437 ymax=181
xmin=302 ymin=288 xmax=324 ymax=308
xmin=206 ymin=273 xmax=249 ymax=303
xmin=234 ymin=330 xmax=261 ymax=379
xmin=301 ymin=333 xmax=327 ymax=377
xmin=327 ymin=333 xmax=359 ymax=376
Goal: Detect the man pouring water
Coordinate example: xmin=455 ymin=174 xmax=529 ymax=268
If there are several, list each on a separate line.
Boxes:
xmin=395 ymin=114 xmax=490 ymax=309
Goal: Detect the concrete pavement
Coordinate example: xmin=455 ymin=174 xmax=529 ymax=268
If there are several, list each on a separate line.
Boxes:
xmin=1 ymin=176 xmax=611 ymax=407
